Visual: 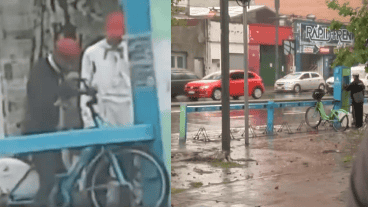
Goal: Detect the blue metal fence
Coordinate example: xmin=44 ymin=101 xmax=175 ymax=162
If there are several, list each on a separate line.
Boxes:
xmin=179 ymin=98 xmax=368 ymax=144
xmin=0 ymin=125 xmax=153 ymax=157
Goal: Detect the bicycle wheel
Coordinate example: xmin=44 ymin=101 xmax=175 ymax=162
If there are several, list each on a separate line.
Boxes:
xmin=305 ymin=106 xmax=322 ymax=128
xmin=88 ymin=148 xmax=169 ymax=207
xmin=332 ymin=114 xmax=349 ymax=132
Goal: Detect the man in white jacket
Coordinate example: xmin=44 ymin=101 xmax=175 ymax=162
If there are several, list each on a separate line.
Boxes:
xmin=80 ymin=11 xmax=133 ymax=128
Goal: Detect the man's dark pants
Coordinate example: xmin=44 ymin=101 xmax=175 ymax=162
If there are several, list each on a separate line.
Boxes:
xmin=20 ymin=129 xmax=65 ymax=205
xmin=352 ymin=102 xmax=364 ymax=128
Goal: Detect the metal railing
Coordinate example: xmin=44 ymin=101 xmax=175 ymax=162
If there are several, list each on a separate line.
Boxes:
xmin=178 ymin=97 xmax=368 ymax=144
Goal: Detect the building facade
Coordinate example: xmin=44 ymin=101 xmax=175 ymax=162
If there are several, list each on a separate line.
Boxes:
xmin=293 ymin=20 xmax=354 ymax=80
xmin=171 ymin=19 xmax=207 ymax=78
xmin=172 ymin=4 xmax=294 ymax=86
xmin=207 ymin=21 xmax=293 ymax=86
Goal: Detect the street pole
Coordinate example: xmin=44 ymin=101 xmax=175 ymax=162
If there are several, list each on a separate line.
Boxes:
xmin=243 ymin=3 xmax=249 ymax=146
xmin=220 ymin=0 xmax=231 ymax=156
xmin=275 ymin=0 xmax=280 ymax=80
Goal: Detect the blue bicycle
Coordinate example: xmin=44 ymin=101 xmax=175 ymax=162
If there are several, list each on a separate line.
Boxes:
xmin=7 ymin=79 xmax=169 ymax=207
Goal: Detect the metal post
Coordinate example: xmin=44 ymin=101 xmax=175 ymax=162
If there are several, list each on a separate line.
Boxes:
xmin=0 ymin=75 xmax=4 ymax=139
xmin=179 ymin=103 xmax=188 ymax=147
xmin=220 ymin=0 xmax=231 ymax=154
xmin=275 ymin=0 xmax=280 ymax=80
xmin=267 ymin=101 xmax=275 ymax=135
xmin=243 ymin=4 xmax=249 ymax=146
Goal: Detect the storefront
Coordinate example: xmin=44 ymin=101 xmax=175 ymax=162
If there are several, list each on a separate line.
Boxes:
xmin=208 ymin=21 xmax=293 ymax=86
xmin=294 ymin=20 xmax=354 ymax=80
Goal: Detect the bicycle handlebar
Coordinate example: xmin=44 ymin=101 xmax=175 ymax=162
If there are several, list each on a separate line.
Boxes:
xmin=78 ymin=78 xmax=101 ymax=127
xmin=79 ymin=79 xmax=97 ymax=97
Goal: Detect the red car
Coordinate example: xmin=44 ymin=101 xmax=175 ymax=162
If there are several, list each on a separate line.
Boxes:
xmin=184 ymin=70 xmax=265 ymax=101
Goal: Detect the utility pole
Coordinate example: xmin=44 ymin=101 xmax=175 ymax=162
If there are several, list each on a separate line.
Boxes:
xmin=242 ymin=1 xmax=249 ymax=146
xmin=220 ymin=0 xmax=230 ymax=156
xmin=275 ymin=0 xmax=280 ymax=81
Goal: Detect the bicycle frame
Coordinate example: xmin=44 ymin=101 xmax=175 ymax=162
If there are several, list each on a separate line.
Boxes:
xmin=50 ymin=145 xmax=133 ymax=207
xmin=48 ymin=80 xmax=140 ymax=206
xmin=314 ymin=101 xmax=348 ymax=122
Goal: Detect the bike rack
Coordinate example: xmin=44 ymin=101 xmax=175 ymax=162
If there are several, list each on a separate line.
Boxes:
xmin=241 ymin=125 xmax=257 ymax=138
xmin=319 ymin=120 xmax=331 ymax=131
xmin=218 ymin=129 xmax=236 ymax=140
xmin=297 ymin=120 xmax=307 ymax=132
xmin=179 ymin=98 xmax=368 ymax=145
xmin=193 ymin=127 xmax=210 ymax=142
xmin=277 ymin=122 xmax=293 ymax=134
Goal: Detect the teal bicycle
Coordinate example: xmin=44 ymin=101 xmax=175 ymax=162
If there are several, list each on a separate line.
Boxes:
xmin=305 ymin=89 xmax=349 ymax=132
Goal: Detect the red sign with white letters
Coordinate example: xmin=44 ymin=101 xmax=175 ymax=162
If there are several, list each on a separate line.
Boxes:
xmin=319 ymin=47 xmax=330 ymax=54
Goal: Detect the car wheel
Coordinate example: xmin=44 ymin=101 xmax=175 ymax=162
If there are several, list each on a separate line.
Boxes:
xmin=318 ymin=84 xmax=325 ymax=91
xmin=293 ymin=84 xmax=301 ymax=93
xmin=212 ymin=89 xmax=222 ymax=101
xmin=252 ymin=88 xmax=263 ymax=99
xmin=189 ymin=97 xmax=198 ymax=101
xmin=233 ymin=96 xmax=239 ymax=100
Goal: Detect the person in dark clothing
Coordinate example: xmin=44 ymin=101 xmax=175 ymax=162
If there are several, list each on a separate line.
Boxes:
xmin=344 ymin=74 xmax=365 ymax=128
xmin=21 ymin=38 xmax=81 ymax=206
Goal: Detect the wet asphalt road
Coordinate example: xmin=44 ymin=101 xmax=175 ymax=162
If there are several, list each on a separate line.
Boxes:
xmin=171 ymin=90 xmax=358 ymax=207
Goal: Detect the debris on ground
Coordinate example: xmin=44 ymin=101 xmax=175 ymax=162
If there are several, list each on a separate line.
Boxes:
xmin=323 ymin=149 xmax=340 ymax=154
xmin=193 ymin=167 xmax=213 ymax=175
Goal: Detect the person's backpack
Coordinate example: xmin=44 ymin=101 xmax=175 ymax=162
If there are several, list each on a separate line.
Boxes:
xmin=353 ymin=91 xmax=364 ymax=103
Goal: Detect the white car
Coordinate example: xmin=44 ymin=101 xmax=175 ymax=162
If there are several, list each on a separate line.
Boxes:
xmin=326 ymin=74 xmax=368 ymax=94
xmin=274 ymin=72 xmax=326 ymax=93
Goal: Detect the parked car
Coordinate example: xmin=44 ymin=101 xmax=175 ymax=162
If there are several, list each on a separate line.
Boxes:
xmin=171 ymin=69 xmax=200 ymax=99
xmin=184 ymin=70 xmax=265 ymax=101
xmin=274 ymin=72 xmax=326 ymax=93
xmin=326 ymin=65 xmax=368 ymax=94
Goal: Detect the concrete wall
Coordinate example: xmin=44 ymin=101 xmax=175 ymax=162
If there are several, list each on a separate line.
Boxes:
xmin=171 ymin=20 xmax=206 ymax=76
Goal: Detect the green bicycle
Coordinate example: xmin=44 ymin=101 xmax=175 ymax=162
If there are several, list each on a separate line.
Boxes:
xmin=305 ymin=89 xmax=349 ymax=132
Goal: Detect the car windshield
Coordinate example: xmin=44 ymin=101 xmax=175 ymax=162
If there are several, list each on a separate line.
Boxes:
xmin=203 ymin=73 xmax=221 ymax=80
xmin=282 ymin=73 xmax=302 ymax=79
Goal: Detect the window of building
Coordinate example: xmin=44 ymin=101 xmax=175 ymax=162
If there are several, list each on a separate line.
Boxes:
xmin=172 ymin=52 xmax=187 ymax=69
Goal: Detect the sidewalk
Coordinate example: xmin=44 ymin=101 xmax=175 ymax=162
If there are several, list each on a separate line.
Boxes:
xmin=171 ymin=127 xmax=364 ymax=207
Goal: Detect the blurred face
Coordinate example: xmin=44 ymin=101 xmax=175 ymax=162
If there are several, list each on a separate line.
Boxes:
xmin=106 ymin=35 xmax=123 ymax=47
xmin=53 ymin=51 xmax=80 ymax=73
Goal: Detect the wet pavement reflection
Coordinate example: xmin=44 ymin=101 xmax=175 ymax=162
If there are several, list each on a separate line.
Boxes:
xmin=171 ymin=95 xmax=367 ymax=206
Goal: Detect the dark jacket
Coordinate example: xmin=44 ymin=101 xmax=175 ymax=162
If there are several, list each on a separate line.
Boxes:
xmin=345 ymin=79 xmax=365 ymax=103
xmin=21 ymin=57 xmax=63 ymax=135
